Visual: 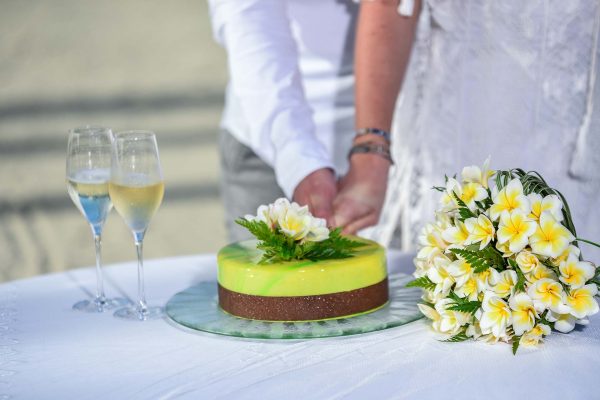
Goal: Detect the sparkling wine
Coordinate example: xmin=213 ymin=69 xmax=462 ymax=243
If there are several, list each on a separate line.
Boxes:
xmin=108 ymin=179 xmax=164 ymax=233
xmin=67 ymin=169 xmax=112 ymax=231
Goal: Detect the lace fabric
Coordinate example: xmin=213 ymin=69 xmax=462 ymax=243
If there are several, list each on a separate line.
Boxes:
xmin=369 ymin=0 xmax=600 ymax=261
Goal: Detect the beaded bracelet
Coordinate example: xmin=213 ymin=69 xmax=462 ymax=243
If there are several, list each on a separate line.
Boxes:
xmin=348 ymin=142 xmax=394 ymax=164
xmin=355 ymin=127 xmax=392 ymax=143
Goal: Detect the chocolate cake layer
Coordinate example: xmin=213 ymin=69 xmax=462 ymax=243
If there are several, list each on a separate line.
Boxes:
xmin=218 ymin=278 xmax=389 ymax=321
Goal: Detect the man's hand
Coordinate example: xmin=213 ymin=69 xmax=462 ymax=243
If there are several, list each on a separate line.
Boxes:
xmin=293 ymin=168 xmax=337 ymax=226
xmin=333 ymin=154 xmax=390 ymax=235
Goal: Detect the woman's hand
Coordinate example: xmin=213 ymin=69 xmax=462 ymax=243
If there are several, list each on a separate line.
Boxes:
xmin=333 ymin=153 xmax=391 ymax=234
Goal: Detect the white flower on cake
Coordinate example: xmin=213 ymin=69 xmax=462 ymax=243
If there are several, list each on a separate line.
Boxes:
xmin=407 ymin=159 xmax=600 ymax=354
xmin=237 ymin=198 xmax=362 ymax=263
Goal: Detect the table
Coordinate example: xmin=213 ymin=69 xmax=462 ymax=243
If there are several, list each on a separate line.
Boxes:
xmin=2 ymin=251 xmax=598 ymax=399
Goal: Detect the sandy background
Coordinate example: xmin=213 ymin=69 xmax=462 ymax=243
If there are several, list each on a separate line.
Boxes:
xmin=0 ymin=1 xmax=229 ymax=282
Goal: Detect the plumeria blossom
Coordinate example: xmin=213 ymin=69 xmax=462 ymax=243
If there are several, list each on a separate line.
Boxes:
xmin=426 ymin=255 xmax=455 ymax=298
xmin=478 ymin=292 xmax=512 ymax=338
xmin=525 ymin=263 xmax=557 ymax=284
xmin=410 ymin=161 xmax=599 ymax=352
xmin=509 ymin=293 xmax=538 ymax=336
xmin=442 ymin=219 xmax=470 ymax=247
xmin=440 ymin=178 xmax=487 ymax=211
xmin=491 ymin=270 xmax=518 ymax=298
xmin=489 ymin=179 xmax=530 ymax=221
xmin=515 ymin=250 xmax=540 ymax=274
xmin=520 ymin=324 xmax=551 ymax=347
xmin=497 ymin=211 xmax=537 ymax=253
xmin=418 ymin=300 xmax=470 ymax=336
xmin=465 ymin=215 xmax=495 ymax=250
xmin=447 ymin=259 xmax=473 ymax=288
xmin=417 ymin=223 xmax=448 ymax=259
xmin=277 ymin=204 xmax=312 ymax=240
xmin=529 ymin=212 xmax=575 ymax=258
xmin=559 ymin=256 xmax=596 ymax=289
xmin=565 ymin=284 xmax=599 ymax=319
xmin=528 ymin=193 xmax=563 ymax=222
xmin=461 ymin=158 xmax=493 ymax=189
xmin=304 ymin=217 xmax=330 ymax=242
xmin=545 ymin=311 xmax=578 ymax=333
xmin=527 ymin=278 xmax=570 ymax=314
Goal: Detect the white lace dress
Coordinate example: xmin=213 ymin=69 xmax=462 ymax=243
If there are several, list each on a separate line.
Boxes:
xmin=370 ymin=0 xmax=600 ymax=260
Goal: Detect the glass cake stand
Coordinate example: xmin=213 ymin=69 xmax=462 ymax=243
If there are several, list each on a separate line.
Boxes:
xmin=165 ymin=272 xmax=424 ymax=339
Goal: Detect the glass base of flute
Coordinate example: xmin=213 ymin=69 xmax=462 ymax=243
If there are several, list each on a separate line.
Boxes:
xmin=113 ymin=230 xmax=163 ymax=321
xmin=72 ymin=226 xmax=131 ymax=313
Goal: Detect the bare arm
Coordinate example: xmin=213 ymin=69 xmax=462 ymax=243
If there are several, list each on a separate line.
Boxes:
xmin=334 ymin=0 xmax=421 ymax=234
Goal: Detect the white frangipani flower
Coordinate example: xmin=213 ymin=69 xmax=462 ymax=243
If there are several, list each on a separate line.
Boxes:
xmin=461 ymin=157 xmax=493 ymax=189
xmin=478 ymin=292 xmax=512 ymax=338
xmin=546 ymin=311 xmax=578 ymax=333
xmin=520 ymin=324 xmax=551 ymax=347
xmin=565 ymin=284 xmax=599 ymax=319
xmin=515 ymin=250 xmax=540 ymax=274
xmin=417 ymin=223 xmax=448 ymax=258
xmin=426 ymin=255 xmax=455 ymax=298
xmin=528 ymin=193 xmax=563 ymax=222
xmin=509 ymin=293 xmax=538 ymax=336
xmin=527 ymin=278 xmax=570 ymax=314
xmin=442 ymin=219 xmax=470 ymax=247
xmin=489 ymin=179 xmax=530 ymax=221
xmin=304 ymin=216 xmax=329 ymax=242
xmin=465 ymin=215 xmax=495 ymax=250
xmin=558 ymin=256 xmax=595 ymax=289
xmin=529 ymin=212 xmax=575 ymax=258
xmin=418 ymin=300 xmax=470 ymax=336
xmin=496 ymin=211 xmax=537 ymax=253
xmin=491 ymin=270 xmax=518 ymax=298
xmin=447 ymin=259 xmax=472 ymax=288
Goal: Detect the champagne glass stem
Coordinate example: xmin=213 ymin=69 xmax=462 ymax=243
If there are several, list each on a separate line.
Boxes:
xmin=93 ymin=233 xmax=107 ymax=307
xmin=135 ymin=239 xmax=148 ymax=319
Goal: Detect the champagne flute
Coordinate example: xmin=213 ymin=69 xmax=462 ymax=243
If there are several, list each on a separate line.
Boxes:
xmin=66 ymin=125 xmax=129 ymax=312
xmin=109 ymin=131 xmax=165 ymax=320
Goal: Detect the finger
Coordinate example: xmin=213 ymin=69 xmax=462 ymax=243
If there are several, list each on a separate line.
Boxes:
xmin=332 ymin=198 xmax=367 ymax=229
xmin=342 ymin=212 xmax=379 ymax=235
xmin=309 ymin=192 xmax=334 ymax=220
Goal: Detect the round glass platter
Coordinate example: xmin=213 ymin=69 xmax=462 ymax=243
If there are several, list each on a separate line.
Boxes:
xmin=165 ymin=272 xmax=423 ymax=339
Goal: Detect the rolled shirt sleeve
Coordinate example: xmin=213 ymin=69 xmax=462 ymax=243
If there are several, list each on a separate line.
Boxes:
xmin=208 ymin=0 xmax=335 ymax=198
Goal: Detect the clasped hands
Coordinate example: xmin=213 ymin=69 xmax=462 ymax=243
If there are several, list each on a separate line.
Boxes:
xmin=293 ymin=154 xmax=390 ymax=235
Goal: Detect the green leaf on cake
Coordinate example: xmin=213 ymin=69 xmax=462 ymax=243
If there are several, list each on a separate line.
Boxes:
xmin=235 ymin=219 xmax=364 ymax=263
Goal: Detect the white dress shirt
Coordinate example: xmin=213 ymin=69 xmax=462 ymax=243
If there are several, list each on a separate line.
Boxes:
xmin=208 ymin=0 xmax=358 ymax=198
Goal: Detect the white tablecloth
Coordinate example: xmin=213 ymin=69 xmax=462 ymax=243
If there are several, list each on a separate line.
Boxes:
xmin=2 ymin=251 xmax=599 ymax=400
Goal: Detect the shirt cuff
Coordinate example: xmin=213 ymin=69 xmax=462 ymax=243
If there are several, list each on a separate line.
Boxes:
xmin=274 ymin=138 xmax=336 ymax=199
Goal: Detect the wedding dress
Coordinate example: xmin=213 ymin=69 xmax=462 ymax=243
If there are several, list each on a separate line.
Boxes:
xmin=370 ymin=0 xmax=600 ymax=260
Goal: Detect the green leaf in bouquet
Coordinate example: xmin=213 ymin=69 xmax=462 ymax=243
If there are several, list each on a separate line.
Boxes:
xmin=406 ymin=276 xmax=436 ymax=291
xmin=442 ymin=328 xmax=470 ymax=342
xmin=508 ymin=259 xmax=527 ymax=293
xmin=447 ymin=291 xmax=482 ymax=315
xmin=449 ymin=247 xmax=505 ymax=273
xmin=452 ymin=192 xmax=477 ymax=221
xmin=511 ymin=335 xmax=521 ymax=355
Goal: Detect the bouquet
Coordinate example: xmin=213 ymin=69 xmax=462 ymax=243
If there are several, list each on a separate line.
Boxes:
xmin=408 ymin=159 xmax=600 ymax=353
xmin=236 ymin=198 xmax=363 ymax=263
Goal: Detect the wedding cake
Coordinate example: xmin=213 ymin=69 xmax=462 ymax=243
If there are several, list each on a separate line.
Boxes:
xmin=216 ymin=199 xmax=389 ymax=321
